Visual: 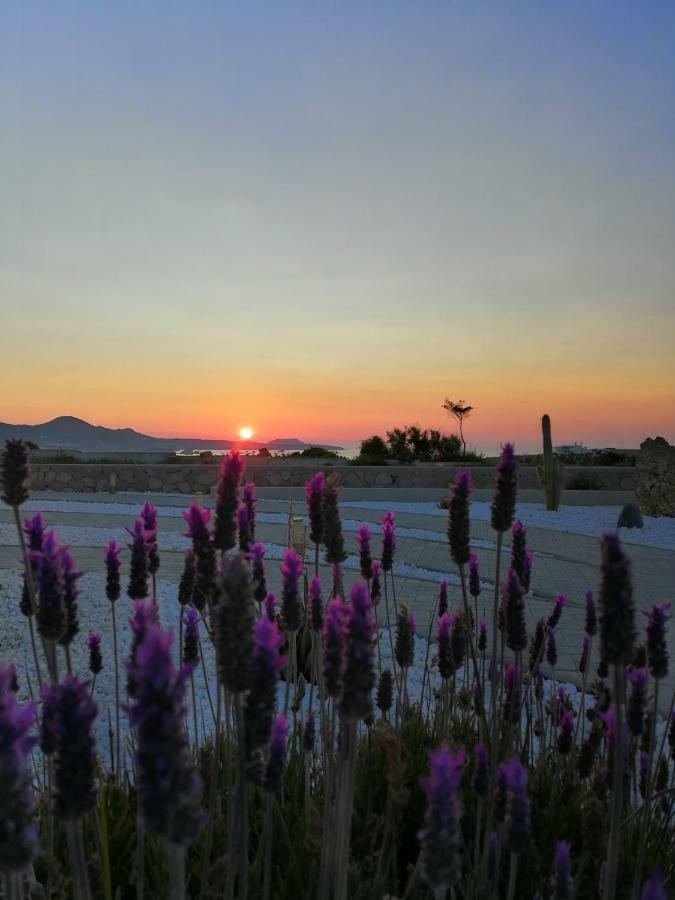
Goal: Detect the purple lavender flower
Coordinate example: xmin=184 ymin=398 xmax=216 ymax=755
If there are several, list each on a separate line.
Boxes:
xmin=381 ymin=520 xmax=396 ymax=572
xmin=627 ymin=667 xmax=649 ymax=737
xmin=504 ymin=758 xmax=530 ymax=854
xmin=58 ymin=547 xmax=82 ymax=648
xmin=0 ymin=665 xmax=37 ymax=873
xmin=140 ymin=501 xmax=160 ymax=576
xmin=418 ymin=746 xmax=465 ymax=894
xmin=24 ymin=512 xmax=45 ymax=552
xmin=468 ymin=556 xmax=480 ymax=599
xmin=503 ymin=569 xmax=527 ymax=652
xmin=323 ymin=474 xmax=347 ymax=565
xmin=41 ymin=676 xmax=98 ymax=819
xmin=30 ymin=530 xmax=66 ymax=641
xmin=437 ymin=612 xmax=454 ymax=679
xmin=438 ymin=579 xmax=449 ymax=616
xmin=264 ymin=592 xmax=277 ymax=623
xmin=491 ymin=443 xmax=518 ymax=533
xmin=510 ymin=520 xmax=527 ymax=584
xmin=644 ymin=602 xmax=670 ymax=680
xmin=87 ymin=632 xmax=102 ymax=676
xmin=308 ymin=576 xmax=323 ymax=631
xmin=584 ymin=589 xmax=597 ymax=636
xmin=1 ymin=439 xmax=30 ymax=507
xmin=242 ymin=481 xmax=257 ymax=543
xmin=237 ymin=504 xmax=251 ymax=554
xmin=183 ymin=504 xmax=215 ymax=612
xmin=552 ymin=840 xmax=572 ymax=899
xmin=478 ymin=618 xmax=487 ymax=653
xmin=213 ymin=449 xmax=245 ymax=552
xmin=548 ymin=593 xmax=567 ymax=629
xmin=215 ymin=554 xmax=255 ymax=694
xmin=280 ymin=548 xmax=303 ymax=633
xmin=356 ymin=523 xmax=373 ymax=580
xmin=128 ymin=627 xmax=204 ymax=845
xmin=527 ymin=619 xmax=546 ymax=672
xmin=376 ymin=670 xmax=393 ymax=714
xmin=305 ymin=471 xmax=325 ymax=546
xmin=178 ymin=549 xmax=196 ymax=607
xmin=370 ymin=561 xmax=382 ymax=607
xmin=104 ymin=539 xmax=121 ymax=603
xmin=182 ymin=607 xmax=200 ymax=666
xmin=599 ymin=532 xmax=636 ymax=666
xmin=340 ymin=582 xmax=375 ymax=720
xmin=249 ymin=542 xmax=267 ymax=605
xmin=245 ymin=618 xmax=286 ymax=771
xmin=557 ymin=711 xmax=574 ymax=755
xmin=395 ymin=604 xmax=416 ymax=670
xmin=640 ymin=867 xmax=667 ymax=900
xmin=264 ymin=714 xmax=288 ymax=794
xmin=448 ymin=469 xmax=472 ymax=566
xmin=126 ymin=518 xmax=149 ymax=601
xmin=450 ymin=611 xmax=467 ymax=671
xmin=322 ymin=597 xmax=346 ymax=700
xmin=127 ymin=600 xmax=157 ymax=698
xmin=473 ymin=743 xmax=489 ymax=798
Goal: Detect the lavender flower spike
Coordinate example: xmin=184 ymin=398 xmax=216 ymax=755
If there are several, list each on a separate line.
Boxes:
xmin=87 ymin=632 xmax=103 ymax=676
xmin=24 ymin=512 xmax=45 ymax=552
xmin=264 ymin=592 xmax=277 ymax=623
xmin=418 ymin=746 xmax=465 ymax=894
xmin=42 ymin=676 xmax=98 ymax=819
xmin=213 ymin=449 xmax=246 ymax=552
xmin=264 ymin=714 xmax=289 ymax=794
xmin=237 ymin=504 xmax=251 ymax=554
xmin=245 ymin=617 xmax=286 ymax=771
xmin=250 ymin=542 xmax=267 ymax=605
xmin=242 ymin=481 xmax=257 ymax=543
xmin=141 ymin=501 xmax=160 ymax=576
xmin=437 ymin=612 xmax=454 ymax=679
xmin=552 ymin=840 xmax=573 ymax=900
xmin=104 ymin=539 xmax=121 ymax=603
xmin=584 ymin=589 xmax=597 ymax=636
xmin=58 ymin=546 xmax=82 ymax=648
xmin=323 ymin=473 xmax=347 ymax=565
xmin=128 ymin=627 xmax=204 ymax=845
xmin=640 ymin=868 xmax=667 ymax=900
xmin=381 ymin=520 xmax=396 ymax=572
xmin=340 ymin=582 xmax=375 ymax=720
xmin=323 ymin=597 xmax=346 ymax=700
xmin=644 ymin=602 xmax=670 ymax=679
xmin=280 ymin=547 xmax=303 ymax=633
xmin=126 ymin=518 xmax=149 ymax=601
xmin=491 ymin=442 xmax=518 ymax=533
xmin=31 ymin=530 xmax=66 ymax=642
xmin=0 ymin=666 xmax=37 ymax=874
xmin=1 ymin=439 xmax=30 ymax=507
xmin=356 ymin=523 xmax=373 ymax=580
xmin=510 ymin=520 xmax=527 ymax=585
xmin=308 ymin=576 xmax=323 ymax=631
xmin=305 ymin=471 xmax=325 ymax=546
xmin=370 ymin=561 xmax=382 ymax=607
xmin=468 ymin=556 xmax=480 ymax=599
xmin=215 ymin=554 xmax=255 ymax=694
xmin=473 ymin=743 xmax=489 ymax=798
xmin=504 ymin=757 xmax=530 ymax=854
xmin=599 ymin=532 xmax=636 ymax=666
xmin=182 ymin=607 xmax=200 ymax=666
xmin=448 ymin=469 xmax=472 ymax=566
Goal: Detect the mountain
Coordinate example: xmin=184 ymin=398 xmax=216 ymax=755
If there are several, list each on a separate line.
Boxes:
xmin=0 ymin=416 xmax=344 ymax=453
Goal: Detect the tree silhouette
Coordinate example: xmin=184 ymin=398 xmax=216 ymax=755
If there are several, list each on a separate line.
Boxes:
xmin=442 ymin=399 xmax=474 ymax=458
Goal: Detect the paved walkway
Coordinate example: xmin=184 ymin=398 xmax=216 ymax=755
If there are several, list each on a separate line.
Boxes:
xmin=1 ymin=491 xmax=673 ymax=712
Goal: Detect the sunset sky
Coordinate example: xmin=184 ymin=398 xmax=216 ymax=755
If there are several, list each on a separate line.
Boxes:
xmin=2 ymin=2 xmax=674 ymax=451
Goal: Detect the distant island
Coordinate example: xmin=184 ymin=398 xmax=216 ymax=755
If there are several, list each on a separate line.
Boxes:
xmin=0 ymin=416 xmax=344 ymax=454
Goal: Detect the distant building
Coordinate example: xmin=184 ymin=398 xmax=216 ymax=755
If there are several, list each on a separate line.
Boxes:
xmin=554 ymin=442 xmax=590 ymax=456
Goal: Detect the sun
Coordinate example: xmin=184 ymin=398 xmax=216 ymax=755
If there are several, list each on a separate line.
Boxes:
xmin=239 ymin=427 xmax=254 ymax=441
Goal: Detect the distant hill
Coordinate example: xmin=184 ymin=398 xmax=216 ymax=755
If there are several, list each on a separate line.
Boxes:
xmin=0 ymin=416 xmax=344 ymax=454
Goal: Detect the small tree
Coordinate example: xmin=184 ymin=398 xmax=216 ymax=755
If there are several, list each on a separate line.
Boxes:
xmin=359 ymin=435 xmax=389 ymax=462
xmin=442 ymin=399 xmax=474 ymax=458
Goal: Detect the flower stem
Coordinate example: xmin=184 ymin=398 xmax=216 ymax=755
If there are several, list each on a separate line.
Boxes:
xmin=166 ymin=843 xmax=186 ymax=900
xmin=604 ymin=664 xmax=625 ymax=900
xmin=66 ymin=818 xmax=92 ymax=900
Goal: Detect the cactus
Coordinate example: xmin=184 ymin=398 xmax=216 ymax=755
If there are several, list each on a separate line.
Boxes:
xmin=536 ymin=414 xmax=564 ymax=511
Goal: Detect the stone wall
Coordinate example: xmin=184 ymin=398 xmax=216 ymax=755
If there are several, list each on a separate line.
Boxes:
xmin=26 ymin=462 xmax=636 ymax=494
xmin=636 ymin=437 xmax=675 ymax=516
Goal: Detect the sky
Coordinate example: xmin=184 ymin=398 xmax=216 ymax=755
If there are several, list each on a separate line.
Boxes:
xmin=1 ymin=2 xmax=674 ymax=452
